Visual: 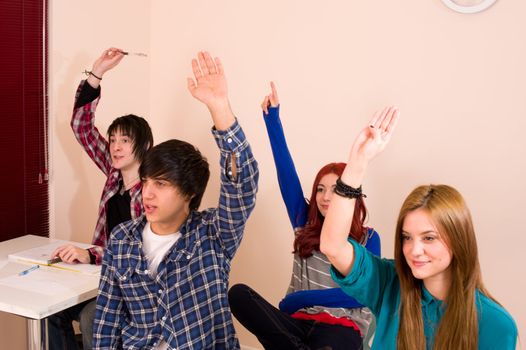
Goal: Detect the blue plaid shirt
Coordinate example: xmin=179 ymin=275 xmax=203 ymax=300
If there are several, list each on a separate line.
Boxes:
xmin=93 ymin=120 xmax=259 ymax=349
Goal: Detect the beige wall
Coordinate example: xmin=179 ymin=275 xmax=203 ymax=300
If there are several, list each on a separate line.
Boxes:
xmin=3 ymin=1 xmax=525 ymax=348
xmin=149 ymin=1 xmax=526 ymax=347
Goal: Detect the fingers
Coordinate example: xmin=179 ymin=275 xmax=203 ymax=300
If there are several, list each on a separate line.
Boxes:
xmin=203 ymin=52 xmax=217 ymax=74
xmin=261 ymin=81 xmax=278 ymax=114
xmin=107 ymin=47 xmax=123 ymax=56
xmin=214 ymin=57 xmax=224 ymax=75
xmin=187 ymin=77 xmax=196 ymax=94
xmin=269 ymin=81 xmax=279 ymax=106
xmin=198 ymin=52 xmax=210 ymax=75
xmin=51 ymin=245 xmax=65 ymax=258
xmin=366 ymin=106 xmax=400 ymax=145
xmin=54 ymin=245 xmax=83 ymax=264
xmin=194 ymin=51 xmax=222 ymax=79
xmin=191 ymin=59 xmax=202 ymax=80
xmin=379 ymin=106 xmax=397 ymax=131
xmin=101 ymin=47 xmax=124 ymax=61
xmin=384 ymin=108 xmax=400 ymax=136
xmin=261 ymin=95 xmax=270 ymax=114
xmin=369 ymin=107 xmax=388 ymax=128
xmin=56 ymin=245 xmax=74 ymax=263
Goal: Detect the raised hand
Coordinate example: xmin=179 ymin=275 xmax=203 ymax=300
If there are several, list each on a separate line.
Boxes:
xmin=187 ymin=52 xmax=228 ymax=108
xmin=321 ymin=106 xmax=399 ymax=276
xmin=91 ymin=47 xmax=125 ymax=78
xmin=86 ymin=47 xmax=125 ymax=88
xmin=187 ymin=51 xmax=234 ymax=130
xmin=348 ymin=106 xmax=399 ymax=167
xmin=261 ymin=81 xmax=279 ymax=115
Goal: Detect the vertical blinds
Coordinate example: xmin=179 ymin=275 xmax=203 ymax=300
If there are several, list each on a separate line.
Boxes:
xmin=0 ymin=0 xmax=48 ymax=241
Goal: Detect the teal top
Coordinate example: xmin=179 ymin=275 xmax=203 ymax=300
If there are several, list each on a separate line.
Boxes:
xmin=331 ymin=240 xmax=518 ymax=350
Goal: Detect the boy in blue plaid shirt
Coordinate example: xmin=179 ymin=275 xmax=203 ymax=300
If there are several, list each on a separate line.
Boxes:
xmin=93 ymin=51 xmax=259 ymax=349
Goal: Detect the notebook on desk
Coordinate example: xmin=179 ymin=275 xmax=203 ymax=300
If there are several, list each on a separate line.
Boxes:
xmin=8 ymin=240 xmax=101 ymax=275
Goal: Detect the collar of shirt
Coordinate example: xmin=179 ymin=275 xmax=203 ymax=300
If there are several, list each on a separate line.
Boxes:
xmin=121 ymin=213 xmax=202 ymax=267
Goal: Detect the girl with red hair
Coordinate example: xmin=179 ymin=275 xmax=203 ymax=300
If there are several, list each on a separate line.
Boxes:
xmin=228 ymin=83 xmax=380 ymax=350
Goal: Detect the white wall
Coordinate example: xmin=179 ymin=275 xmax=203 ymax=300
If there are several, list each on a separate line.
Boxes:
xmin=3 ymin=1 xmax=525 ymax=349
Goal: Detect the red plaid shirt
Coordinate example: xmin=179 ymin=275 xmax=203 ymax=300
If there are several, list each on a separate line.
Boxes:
xmin=71 ymin=80 xmax=144 ymax=265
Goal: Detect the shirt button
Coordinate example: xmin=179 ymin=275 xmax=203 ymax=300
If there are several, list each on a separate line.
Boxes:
xmin=144 ymin=269 xmax=149 ymax=274
xmin=158 ymin=289 xmax=163 ymax=294
xmin=120 ymin=275 xmax=127 ymax=281
xmin=153 ymin=342 xmax=157 ymax=347
xmin=227 ymin=171 xmax=232 ymax=176
xmin=162 ymin=316 xmax=167 ymax=321
xmin=186 ymin=255 xmax=191 ymax=259
xmin=227 ymin=138 xmax=232 ymax=143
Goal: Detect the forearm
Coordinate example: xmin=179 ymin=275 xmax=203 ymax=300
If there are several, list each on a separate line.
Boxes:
xmin=74 ymin=79 xmax=100 ymax=109
xmin=207 ymin=99 xmax=236 ymax=131
xmin=279 ymin=288 xmax=363 ymax=314
xmin=71 ymin=81 xmax=112 ymax=174
xmin=264 ymin=107 xmax=307 ymax=228
xmin=323 ymin=106 xmax=399 ymax=276
xmin=320 ymin=161 xmax=368 ymax=276
xmin=214 ymin=121 xmax=259 ymax=257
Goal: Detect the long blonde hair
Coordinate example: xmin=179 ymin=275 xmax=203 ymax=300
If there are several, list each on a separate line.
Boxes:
xmin=394 ymin=185 xmax=495 ymax=350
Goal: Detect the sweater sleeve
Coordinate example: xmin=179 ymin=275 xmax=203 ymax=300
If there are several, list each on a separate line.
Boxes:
xmin=365 ymin=228 xmax=381 ymax=257
xmin=263 ymin=106 xmax=308 ymax=229
xmin=70 ymin=80 xmax=112 ymax=176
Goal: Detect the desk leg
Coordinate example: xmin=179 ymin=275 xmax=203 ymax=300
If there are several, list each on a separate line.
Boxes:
xmin=27 ymin=318 xmax=48 ymax=350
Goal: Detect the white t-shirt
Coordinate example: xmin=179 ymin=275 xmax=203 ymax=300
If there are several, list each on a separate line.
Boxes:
xmin=141 ymin=222 xmax=181 ymax=350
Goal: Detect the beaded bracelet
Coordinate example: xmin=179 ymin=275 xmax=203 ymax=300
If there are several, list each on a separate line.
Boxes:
xmin=334 ymin=177 xmax=366 ymax=199
xmin=83 ymin=70 xmax=102 ymax=80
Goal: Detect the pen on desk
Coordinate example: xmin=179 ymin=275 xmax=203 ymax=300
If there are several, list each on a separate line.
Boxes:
xmin=121 ymin=51 xmax=148 ymax=57
xmin=19 ymin=265 xmax=40 ymax=276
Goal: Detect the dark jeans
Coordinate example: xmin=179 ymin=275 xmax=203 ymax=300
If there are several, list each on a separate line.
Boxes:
xmin=48 ymin=298 xmax=96 ymax=350
xmin=228 ymin=284 xmax=362 ymax=350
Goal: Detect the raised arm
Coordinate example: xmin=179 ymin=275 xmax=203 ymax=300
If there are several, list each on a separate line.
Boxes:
xmin=320 ymin=106 xmax=399 ymax=276
xmin=187 ymin=52 xmax=259 ymax=259
xmin=261 ymin=82 xmax=308 ymax=229
xmin=71 ymin=47 xmax=126 ymax=176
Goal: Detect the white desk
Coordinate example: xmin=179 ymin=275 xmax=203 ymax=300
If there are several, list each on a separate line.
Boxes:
xmin=0 ymin=235 xmax=100 ymax=350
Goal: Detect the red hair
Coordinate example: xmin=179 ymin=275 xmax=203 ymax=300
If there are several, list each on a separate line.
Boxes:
xmin=293 ymin=162 xmax=368 ymax=258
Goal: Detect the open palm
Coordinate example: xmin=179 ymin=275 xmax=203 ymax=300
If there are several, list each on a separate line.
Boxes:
xmin=187 ymin=52 xmax=228 ymax=107
xmin=350 ymin=106 xmax=399 ymax=164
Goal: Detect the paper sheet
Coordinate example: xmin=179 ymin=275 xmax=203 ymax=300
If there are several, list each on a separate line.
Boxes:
xmin=0 ymin=268 xmax=77 ymax=296
xmin=8 ymin=240 xmax=101 ymax=275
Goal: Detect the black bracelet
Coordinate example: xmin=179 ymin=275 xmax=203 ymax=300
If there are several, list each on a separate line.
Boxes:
xmin=83 ymin=70 xmax=102 ymax=81
xmin=334 ymin=177 xmax=366 ymax=199
xmin=87 ymin=249 xmax=97 ymax=265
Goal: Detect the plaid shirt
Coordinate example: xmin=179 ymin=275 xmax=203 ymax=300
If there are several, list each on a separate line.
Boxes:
xmin=71 ymin=80 xmax=143 ymax=265
xmin=93 ymin=120 xmax=259 ymax=350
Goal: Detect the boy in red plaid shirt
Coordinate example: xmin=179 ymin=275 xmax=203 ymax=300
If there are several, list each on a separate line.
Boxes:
xmin=49 ymin=47 xmax=153 ymax=350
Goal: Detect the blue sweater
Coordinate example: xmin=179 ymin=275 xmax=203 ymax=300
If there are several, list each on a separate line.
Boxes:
xmin=263 ymin=106 xmax=381 ymax=313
